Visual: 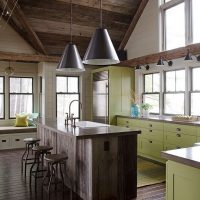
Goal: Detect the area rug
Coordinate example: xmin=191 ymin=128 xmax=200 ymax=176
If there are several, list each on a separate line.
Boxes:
xmin=137 ymin=157 xmax=166 ymax=187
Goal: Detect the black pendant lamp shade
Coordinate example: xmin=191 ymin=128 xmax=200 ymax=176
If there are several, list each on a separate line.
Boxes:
xmin=184 ymin=49 xmax=193 ymax=61
xmin=56 ymin=0 xmax=85 ymax=72
xmin=83 ymin=28 xmax=120 ymax=65
xmin=156 ymin=57 xmax=165 ymax=66
xmin=57 ymin=43 xmax=85 ymax=72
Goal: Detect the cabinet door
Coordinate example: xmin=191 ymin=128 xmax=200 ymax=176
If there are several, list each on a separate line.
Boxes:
xmin=140 ymin=138 xmax=163 ymax=159
xmin=0 ymin=135 xmax=10 ymax=150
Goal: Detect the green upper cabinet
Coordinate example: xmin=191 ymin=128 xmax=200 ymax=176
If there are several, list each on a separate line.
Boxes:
xmin=92 ymin=66 xmax=134 ymax=125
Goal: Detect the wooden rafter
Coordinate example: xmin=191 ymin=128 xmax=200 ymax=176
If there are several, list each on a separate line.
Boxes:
xmin=0 ymin=51 xmax=59 ymax=62
xmin=118 ymin=0 xmax=149 ymax=50
xmin=120 ymin=43 xmax=200 ymax=67
xmin=0 ymin=0 xmax=47 ymax=55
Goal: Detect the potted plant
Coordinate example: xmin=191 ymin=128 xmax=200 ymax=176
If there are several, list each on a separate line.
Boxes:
xmin=140 ymin=103 xmax=153 ymax=117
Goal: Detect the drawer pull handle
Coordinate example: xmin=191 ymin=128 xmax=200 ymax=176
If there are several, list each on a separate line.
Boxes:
xmin=15 ymin=139 xmax=20 ymax=142
xmin=149 ymin=124 xmax=152 ymax=127
xmin=149 ymin=130 xmax=152 ymax=133
xmin=149 ymin=140 xmax=153 ymax=143
xmin=176 ymin=128 xmax=181 ymax=131
xmin=2 ymin=140 xmax=6 ymax=143
xmin=176 ymin=133 xmax=181 ymax=137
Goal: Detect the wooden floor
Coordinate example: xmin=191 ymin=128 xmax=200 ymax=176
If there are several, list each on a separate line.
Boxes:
xmin=0 ymin=150 xmax=165 ymax=200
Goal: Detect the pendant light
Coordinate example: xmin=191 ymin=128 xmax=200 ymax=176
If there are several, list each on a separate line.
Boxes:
xmin=83 ymin=0 xmax=120 ymax=65
xmin=156 ymin=57 xmax=173 ymax=67
xmin=4 ymin=61 xmax=14 ymax=76
xmin=57 ymin=0 xmax=85 ymax=72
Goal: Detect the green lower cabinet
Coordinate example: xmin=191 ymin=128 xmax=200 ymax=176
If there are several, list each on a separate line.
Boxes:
xmin=139 ymin=138 xmax=164 ymax=161
xmin=166 ymin=161 xmax=200 ymax=200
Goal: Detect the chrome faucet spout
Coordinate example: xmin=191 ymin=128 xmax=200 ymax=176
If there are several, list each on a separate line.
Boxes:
xmin=69 ymin=100 xmax=83 ymax=119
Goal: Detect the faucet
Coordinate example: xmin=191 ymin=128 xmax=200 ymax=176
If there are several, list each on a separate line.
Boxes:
xmin=68 ymin=100 xmax=83 ymax=127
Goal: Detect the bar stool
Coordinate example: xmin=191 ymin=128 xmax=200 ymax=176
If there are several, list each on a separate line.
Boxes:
xmin=21 ymin=137 xmax=40 ymax=176
xmin=30 ymin=145 xmax=53 ymax=192
xmin=42 ymin=154 xmax=68 ymax=199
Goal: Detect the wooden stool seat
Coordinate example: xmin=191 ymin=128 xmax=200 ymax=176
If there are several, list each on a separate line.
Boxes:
xmin=44 ymin=154 xmax=68 ymax=163
xmin=32 ymin=145 xmax=53 ymax=152
xmin=23 ymin=137 xmax=40 ymax=143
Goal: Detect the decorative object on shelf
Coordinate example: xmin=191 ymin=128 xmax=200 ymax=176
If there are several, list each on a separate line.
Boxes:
xmin=57 ymin=0 xmax=85 ymax=72
xmin=131 ymin=103 xmax=139 ymax=117
xmin=172 ymin=115 xmax=199 ymax=122
xmin=156 ymin=57 xmax=173 ymax=67
xmin=140 ymin=103 xmax=153 ymax=117
xmin=184 ymin=49 xmax=200 ymax=61
xmin=83 ymin=0 xmax=119 ymax=66
xmin=135 ymin=64 xmax=150 ymax=71
xmin=4 ymin=61 xmax=14 ymax=75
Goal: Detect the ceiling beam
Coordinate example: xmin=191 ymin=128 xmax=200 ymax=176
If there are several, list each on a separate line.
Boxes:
xmin=0 ymin=51 xmax=60 ymax=62
xmin=0 ymin=0 xmax=47 ymax=55
xmin=118 ymin=0 xmax=149 ymax=50
xmin=120 ymin=43 xmax=200 ymax=67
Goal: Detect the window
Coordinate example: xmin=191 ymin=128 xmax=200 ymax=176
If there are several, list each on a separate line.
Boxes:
xmin=9 ymin=77 xmax=33 ymax=118
xmin=143 ymin=73 xmax=160 ymax=114
xmin=162 ymin=0 xmax=200 ymax=50
xmin=164 ymin=2 xmax=185 ymax=50
xmin=0 ymin=77 xmax=4 ymax=119
xmin=56 ymin=76 xmax=80 ymax=120
xmin=164 ymin=70 xmax=185 ymax=115
xmin=191 ymin=67 xmax=200 ymax=115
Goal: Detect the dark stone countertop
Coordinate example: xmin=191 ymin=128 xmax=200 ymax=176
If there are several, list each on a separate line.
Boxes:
xmin=37 ymin=119 xmax=141 ymax=139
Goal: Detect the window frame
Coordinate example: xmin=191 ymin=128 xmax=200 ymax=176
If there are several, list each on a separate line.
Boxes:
xmin=56 ymin=75 xmax=80 ymax=119
xmin=142 ymin=73 xmax=160 ymax=114
xmin=9 ymin=76 xmax=34 ymax=119
xmin=0 ymin=76 xmax=5 ymax=119
xmin=190 ymin=67 xmax=200 ymax=116
xmin=163 ymin=69 xmax=185 ymax=115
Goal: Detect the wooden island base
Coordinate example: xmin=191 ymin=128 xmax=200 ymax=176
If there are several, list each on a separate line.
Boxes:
xmin=37 ymin=120 xmax=140 ymax=200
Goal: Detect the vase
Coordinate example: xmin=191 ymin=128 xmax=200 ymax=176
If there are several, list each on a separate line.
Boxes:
xmin=131 ymin=104 xmax=139 ymax=117
xmin=142 ymin=110 xmax=149 ymax=117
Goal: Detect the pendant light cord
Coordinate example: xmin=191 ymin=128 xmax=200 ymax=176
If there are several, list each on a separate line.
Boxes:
xmin=100 ymin=0 xmax=102 ymax=28
xmin=70 ymin=0 xmax=72 ymax=42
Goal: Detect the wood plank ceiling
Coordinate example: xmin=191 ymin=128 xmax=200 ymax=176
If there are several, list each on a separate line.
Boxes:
xmin=0 ymin=0 xmax=142 ymax=57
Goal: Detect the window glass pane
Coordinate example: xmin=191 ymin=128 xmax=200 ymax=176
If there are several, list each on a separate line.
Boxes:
xmin=10 ymin=78 xmax=32 ymax=93
xmin=166 ymin=71 xmax=175 ymax=92
xmin=143 ymin=94 xmax=160 ymax=113
xmin=165 ymin=3 xmax=185 ymax=50
xmin=176 ymin=70 xmax=185 ymax=91
xmin=144 ymin=74 xmax=152 ymax=92
xmin=68 ymin=77 xmax=78 ymax=93
xmin=57 ymin=94 xmax=79 ymax=120
xmin=192 ymin=0 xmax=200 ymax=43
xmin=192 ymin=68 xmax=200 ymax=91
xmin=10 ymin=95 xmax=33 ymax=118
xmin=153 ymin=73 xmax=160 ymax=92
xmin=191 ymin=93 xmax=200 ymax=116
xmin=56 ymin=77 xmax=67 ymax=93
xmin=165 ymin=0 xmax=172 ymax=2
xmin=0 ymin=94 xmax=4 ymax=118
xmin=164 ymin=93 xmax=184 ymax=114
xmin=0 ymin=77 xmax=3 ymax=93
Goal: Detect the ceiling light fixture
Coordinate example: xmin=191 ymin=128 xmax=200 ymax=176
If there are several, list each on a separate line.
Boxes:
xmin=156 ymin=57 xmax=173 ymax=67
xmin=135 ymin=64 xmax=150 ymax=71
xmin=4 ymin=61 xmax=14 ymax=76
xmin=82 ymin=0 xmax=120 ymax=66
xmin=184 ymin=49 xmax=200 ymax=62
xmin=57 ymin=0 xmax=85 ymax=72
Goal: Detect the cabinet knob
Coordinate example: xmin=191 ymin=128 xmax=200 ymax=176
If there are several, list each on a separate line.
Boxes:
xmin=176 ymin=146 xmax=181 ymax=149
xmin=15 ymin=139 xmax=20 ymax=142
xmin=126 ymin=121 xmax=129 ymax=123
xmin=149 ymin=140 xmax=153 ymax=143
xmin=176 ymin=128 xmax=181 ymax=131
xmin=149 ymin=124 xmax=152 ymax=127
xmin=2 ymin=140 xmax=6 ymax=143
xmin=176 ymin=133 xmax=181 ymax=137
xmin=126 ymin=125 xmax=129 ymax=128
xmin=149 ymin=130 xmax=152 ymax=133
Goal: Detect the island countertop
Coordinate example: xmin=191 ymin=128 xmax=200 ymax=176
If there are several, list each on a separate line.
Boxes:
xmin=37 ymin=118 xmax=141 ymax=139
xmin=162 ymin=146 xmax=200 ymax=169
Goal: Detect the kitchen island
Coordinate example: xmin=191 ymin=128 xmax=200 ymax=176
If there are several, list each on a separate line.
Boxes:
xmin=37 ymin=119 xmax=141 ymax=200
xmin=162 ymin=146 xmax=200 ymax=200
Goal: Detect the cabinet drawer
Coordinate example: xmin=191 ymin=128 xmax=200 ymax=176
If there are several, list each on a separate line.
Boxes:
xmin=0 ymin=135 xmax=10 ymax=150
xmin=140 ymin=128 xmax=163 ymax=142
xmin=164 ymin=131 xmax=196 ymax=147
xmin=140 ymin=120 xmax=163 ymax=131
xmin=164 ymin=123 xmax=197 ymax=136
xmin=140 ymin=138 xmax=163 ymax=159
xmin=117 ymin=117 xmax=140 ymax=128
